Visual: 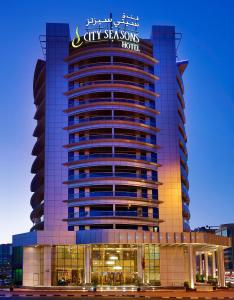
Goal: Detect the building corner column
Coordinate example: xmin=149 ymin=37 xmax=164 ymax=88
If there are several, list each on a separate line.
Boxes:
xmin=217 ymin=246 xmax=225 ymax=287
xmin=188 ymin=245 xmax=195 ymax=289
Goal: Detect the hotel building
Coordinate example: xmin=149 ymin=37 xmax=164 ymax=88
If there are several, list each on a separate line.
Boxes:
xmin=13 ymin=21 xmax=230 ymax=288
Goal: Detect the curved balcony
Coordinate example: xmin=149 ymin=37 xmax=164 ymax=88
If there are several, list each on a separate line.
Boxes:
xmin=69 ymin=61 xmax=154 ymax=75
xmin=183 ymin=220 xmax=190 ymax=232
xmin=182 ymin=202 xmax=190 ymax=221
xmin=180 ymin=148 xmax=188 ymax=164
xmin=67 ymin=152 xmax=157 ymax=165
xmin=179 ymin=121 xmax=187 ymax=142
xmin=179 ymin=136 xmax=188 ymax=158
xmin=65 ymin=174 xmax=160 ymax=190
xmin=66 ymin=102 xmax=157 ymax=119
xmin=180 ymin=159 xmax=188 ymax=175
xmin=74 ymin=210 xmax=158 ymax=220
xmin=67 ymin=211 xmax=161 ymax=227
xmin=30 ymin=202 xmax=44 ymax=222
xmin=69 ymin=116 xmax=156 ymax=127
xmin=34 ymin=98 xmax=45 ymax=120
xmin=67 ymin=195 xmax=159 ymax=208
xmin=177 ymin=91 xmax=185 ymax=109
xmin=67 ymin=172 xmax=158 ymax=182
xmin=30 ymin=186 xmax=44 ymax=208
xmin=182 ymin=184 xmax=190 ymax=205
xmin=66 ymin=143 xmax=158 ymax=155
xmin=178 ymin=105 xmax=185 ymax=124
xmin=30 ymin=171 xmax=44 ymax=193
xmin=33 ymin=60 xmax=45 ymax=97
xmin=64 ymin=82 xmax=158 ymax=102
xmin=176 ymin=74 xmax=184 ymax=95
xmin=66 ymin=65 xmax=158 ymax=84
xmin=69 ymin=190 xmax=158 ymax=200
xmin=66 ymin=98 xmax=156 ymax=112
xmin=66 ymin=46 xmax=157 ymax=67
xmin=181 ymin=171 xmax=189 ymax=190
xmin=181 ymin=164 xmax=189 ymax=179
xmin=69 ymin=79 xmax=155 ymax=93
xmin=32 ymin=135 xmax=44 ymax=156
xmin=34 ymin=82 xmax=45 ymax=106
xmin=67 ymin=134 xmax=158 ymax=148
xmin=31 ymin=153 xmax=44 ymax=174
xmin=33 ymin=117 xmax=45 ymax=138
xmin=30 ymin=221 xmax=44 ymax=232
xmin=65 ymin=119 xmax=158 ymax=136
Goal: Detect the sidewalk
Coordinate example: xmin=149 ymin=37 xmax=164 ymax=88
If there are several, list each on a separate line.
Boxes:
xmin=0 ymin=288 xmax=234 ymax=298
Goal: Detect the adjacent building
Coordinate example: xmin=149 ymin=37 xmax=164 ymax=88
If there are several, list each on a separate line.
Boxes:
xmin=0 ymin=244 xmax=12 ymax=286
xmin=216 ymin=224 xmax=234 ymax=272
xmin=13 ymin=19 xmax=230 ymax=288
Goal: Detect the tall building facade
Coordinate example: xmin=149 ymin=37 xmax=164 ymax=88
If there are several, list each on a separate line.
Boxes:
xmin=13 ymin=21 xmax=229 ymax=288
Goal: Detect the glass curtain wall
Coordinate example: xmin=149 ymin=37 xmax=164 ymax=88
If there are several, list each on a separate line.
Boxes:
xmin=52 ymin=244 xmax=160 ymax=286
xmin=52 ymin=245 xmax=84 ymax=286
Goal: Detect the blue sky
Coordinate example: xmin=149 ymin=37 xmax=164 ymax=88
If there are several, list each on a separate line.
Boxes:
xmin=0 ymin=0 xmax=233 ymax=243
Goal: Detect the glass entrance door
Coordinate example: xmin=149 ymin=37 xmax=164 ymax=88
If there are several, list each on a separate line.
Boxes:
xmin=91 ymin=244 xmax=137 ymax=285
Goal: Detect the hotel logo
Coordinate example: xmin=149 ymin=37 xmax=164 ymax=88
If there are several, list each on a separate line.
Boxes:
xmin=71 ymin=26 xmax=83 ymax=48
xmin=72 ymin=13 xmax=140 ymax=52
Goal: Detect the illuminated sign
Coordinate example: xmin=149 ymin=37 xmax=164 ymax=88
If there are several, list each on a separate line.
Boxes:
xmin=71 ymin=26 xmax=83 ymax=48
xmin=72 ymin=13 xmax=140 ymax=52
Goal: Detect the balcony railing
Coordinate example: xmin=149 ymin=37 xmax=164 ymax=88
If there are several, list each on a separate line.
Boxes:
xmin=68 ymin=98 xmax=155 ymax=109
xmin=180 ymin=165 xmax=188 ymax=180
xmin=69 ymin=134 xmax=157 ymax=145
xmin=70 ymin=62 xmax=154 ymax=74
xmin=68 ymin=116 xmax=156 ymax=127
xmin=68 ymin=190 xmax=158 ymax=200
xmin=182 ymin=184 xmax=189 ymax=201
xmin=68 ymin=153 xmax=157 ymax=163
xmin=73 ymin=210 xmax=157 ymax=218
xmin=69 ymin=80 xmax=155 ymax=92
xmin=179 ymin=148 xmax=188 ymax=163
xmin=68 ymin=172 xmax=158 ymax=181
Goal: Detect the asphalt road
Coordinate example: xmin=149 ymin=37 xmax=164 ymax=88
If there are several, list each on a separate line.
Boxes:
xmin=0 ymin=297 xmax=234 ymax=300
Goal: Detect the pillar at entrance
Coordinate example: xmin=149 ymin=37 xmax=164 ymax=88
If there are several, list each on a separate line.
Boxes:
xmin=84 ymin=245 xmax=91 ymax=284
xmin=188 ymin=245 xmax=194 ymax=289
xmin=204 ymin=252 xmax=209 ymax=281
xmin=43 ymin=246 xmax=52 ymax=286
xmin=212 ymin=251 xmax=216 ymax=278
xmin=199 ymin=254 xmax=203 ymax=275
xmin=137 ymin=245 xmax=143 ymax=282
xmin=217 ymin=246 xmax=225 ymax=287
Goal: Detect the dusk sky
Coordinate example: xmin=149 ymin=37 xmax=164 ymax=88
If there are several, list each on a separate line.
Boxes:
xmin=0 ymin=0 xmax=233 ymax=243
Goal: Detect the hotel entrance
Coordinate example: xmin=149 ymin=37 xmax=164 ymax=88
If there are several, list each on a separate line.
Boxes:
xmin=52 ymin=244 xmax=160 ymax=286
xmin=91 ymin=244 xmax=138 ymax=285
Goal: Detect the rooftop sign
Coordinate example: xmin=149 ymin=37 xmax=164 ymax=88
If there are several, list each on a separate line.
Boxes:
xmin=72 ymin=13 xmax=140 ymax=52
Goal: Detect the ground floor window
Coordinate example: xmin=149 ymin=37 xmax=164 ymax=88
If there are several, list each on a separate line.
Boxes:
xmin=91 ymin=244 xmax=138 ymax=285
xmin=52 ymin=245 xmax=84 ymax=286
xmin=144 ymin=244 xmax=160 ymax=285
xmin=52 ymin=244 xmax=160 ymax=286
